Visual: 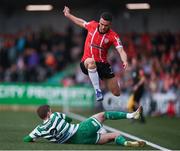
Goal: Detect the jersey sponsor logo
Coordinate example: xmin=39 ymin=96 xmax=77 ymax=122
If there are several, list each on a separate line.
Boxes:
xmin=91 ymin=44 xmax=104 ymax=50
xmin=50 ymin=128 xmax=58 ymax=136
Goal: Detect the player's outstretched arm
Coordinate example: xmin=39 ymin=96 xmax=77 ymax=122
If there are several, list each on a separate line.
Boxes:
xmin=117 ymin=47 xmax=128 ymax=70
xmin=63 ymin=6 xmax=86 ymax=28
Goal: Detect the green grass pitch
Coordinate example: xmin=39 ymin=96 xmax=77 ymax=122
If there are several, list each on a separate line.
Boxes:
xmin=0 ymin=110 xmax=180 ymax=150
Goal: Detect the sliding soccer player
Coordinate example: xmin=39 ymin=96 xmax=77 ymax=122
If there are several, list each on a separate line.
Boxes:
xmin=24 ymin=105 xmax=145 ymax=147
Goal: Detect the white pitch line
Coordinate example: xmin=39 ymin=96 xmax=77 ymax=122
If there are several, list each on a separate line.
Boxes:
xmin=67 ymin=112 xmax=172 ymax=151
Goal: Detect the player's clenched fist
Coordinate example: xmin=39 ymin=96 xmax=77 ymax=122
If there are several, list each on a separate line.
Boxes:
xmin=63 ymin=6 xmax=70 ymax=17
xmin=122 ymin=61 xmax=128 ymax=70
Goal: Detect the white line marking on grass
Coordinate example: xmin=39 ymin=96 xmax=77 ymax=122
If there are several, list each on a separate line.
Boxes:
xmin=67 ymin=112 xmax=172 ymax=151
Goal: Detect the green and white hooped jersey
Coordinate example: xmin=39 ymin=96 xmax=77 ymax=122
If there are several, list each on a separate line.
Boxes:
xmin=29 ymin=112 xmax=79 ymax=143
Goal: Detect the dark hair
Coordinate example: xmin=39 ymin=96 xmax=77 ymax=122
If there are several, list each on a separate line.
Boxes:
xmin=37 ymin=105 xmax=50 ymax=119
xmin=100 ymin=12 xmax=113 ymax=22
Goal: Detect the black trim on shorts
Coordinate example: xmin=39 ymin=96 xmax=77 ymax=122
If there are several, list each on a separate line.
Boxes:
xmin=80 ymin=62 xmax=115 ymax=80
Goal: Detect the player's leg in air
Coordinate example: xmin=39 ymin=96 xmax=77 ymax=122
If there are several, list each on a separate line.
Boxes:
xmin=104 ymin=77 xmax=121 ymax=97
xmin=92 ymin=106 xmax=146 ymax=147
xmin=84 ymin=58 xmax=103 ymax=101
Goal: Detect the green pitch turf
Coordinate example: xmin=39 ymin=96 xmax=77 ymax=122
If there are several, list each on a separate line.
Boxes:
xmin=0 ymin=110 xmax=179 ymax=150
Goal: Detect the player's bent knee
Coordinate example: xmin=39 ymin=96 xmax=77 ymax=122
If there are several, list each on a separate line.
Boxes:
xmin=84 ymin=58 xmax=95 ymax=64
xmin=87 ymin=62 xmax=96 ymax=69
xmin=84 ymin=58 xmax=96 ymax=69
xmin=88 ymin=63 xmax=96 ymax=69
xmin=92 ymin=112 xmax=105 ymax=122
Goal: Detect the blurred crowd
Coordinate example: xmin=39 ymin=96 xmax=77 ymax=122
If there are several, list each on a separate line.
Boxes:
xmin=0 ymin=26 xmax=83 ymax=82
xmin=0 ymin=27 xmax=179 ymax=97
xmin=120 ymin=32 xmax=179 ymax=94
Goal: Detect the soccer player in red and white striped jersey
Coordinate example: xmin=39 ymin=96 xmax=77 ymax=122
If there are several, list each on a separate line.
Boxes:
xmin=63 ymin=6 xmax=128 ymax=101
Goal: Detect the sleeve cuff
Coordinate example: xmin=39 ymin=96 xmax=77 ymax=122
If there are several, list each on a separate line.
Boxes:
xmin=116 ymin=45 xmax=123 ymax=49
xmin=83 ymin=21 xmax=88 ymax=28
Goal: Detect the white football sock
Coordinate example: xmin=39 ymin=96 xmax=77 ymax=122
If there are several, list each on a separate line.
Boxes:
xmin=126 ymin=109 xmax=139 ymax=119
xmin=126 ymin=113 xmax=134 ymax=119
xmin=88 ymin=68 xmax=101 ymax=91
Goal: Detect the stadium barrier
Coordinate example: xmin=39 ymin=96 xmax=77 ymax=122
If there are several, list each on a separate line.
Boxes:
xmin=0 ymin=83 xmax=94 ymax=112
xmin=102 ymin=92 xmax=179 ymax=116
xmin=1 ymin=83 xmax=179 ymax=116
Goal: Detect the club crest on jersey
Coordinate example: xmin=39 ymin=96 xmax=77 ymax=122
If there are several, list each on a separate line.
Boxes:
xmin=104 ymin=38 xmax=109 ymax=44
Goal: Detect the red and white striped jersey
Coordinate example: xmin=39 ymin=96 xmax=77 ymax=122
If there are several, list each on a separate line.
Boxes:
xmin=81 ymin=20 xmax=123 ymax=63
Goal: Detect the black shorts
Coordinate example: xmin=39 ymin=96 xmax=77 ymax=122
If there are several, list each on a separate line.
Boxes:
xmin=80 ymin=62 xmax=115 ymax=80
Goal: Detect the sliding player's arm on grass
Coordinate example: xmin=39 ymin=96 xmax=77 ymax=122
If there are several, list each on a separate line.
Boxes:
xmin=63 ymin=6 xmax=86 ymax=28
xmin=23 ymin=126 xmax=41 ymax=142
